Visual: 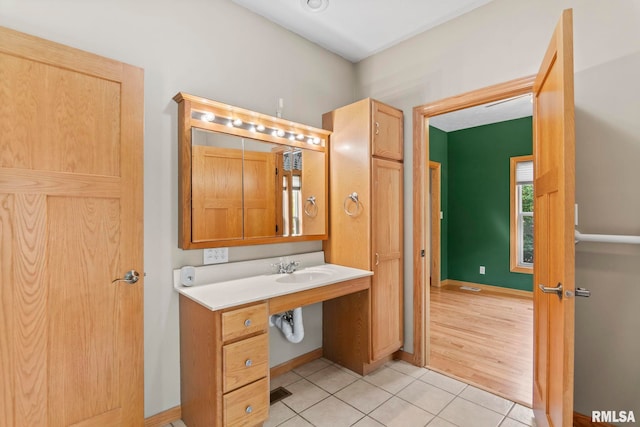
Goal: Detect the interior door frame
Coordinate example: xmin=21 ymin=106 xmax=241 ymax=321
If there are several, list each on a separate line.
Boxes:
xmin=429 ymin=161 xmax=441 ymax=288
xmin=411 ymin=75 xmax=535 ymax=367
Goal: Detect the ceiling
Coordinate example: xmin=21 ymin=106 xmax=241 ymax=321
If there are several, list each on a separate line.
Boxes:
xmin=232 ymin=0 xmax=531 ymax=131
xmin=231 ymin=0 xmax=494 ymax=63
xmin=429 ymin=94 xmax=533 ymax=132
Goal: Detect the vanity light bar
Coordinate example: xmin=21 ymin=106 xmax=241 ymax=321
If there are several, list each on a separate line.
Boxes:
xmin=192 ymin=111 xmax=325 ymax=146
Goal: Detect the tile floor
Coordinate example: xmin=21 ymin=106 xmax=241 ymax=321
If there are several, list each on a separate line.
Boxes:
xmin=163 ymin=358 xmax=536 ymax=427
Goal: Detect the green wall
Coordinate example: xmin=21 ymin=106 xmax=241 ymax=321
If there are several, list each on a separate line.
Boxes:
xmin=429 ymin=126 xmax=448 ymax=279
xmin=430 ymin=117 xmax=533 ymax=291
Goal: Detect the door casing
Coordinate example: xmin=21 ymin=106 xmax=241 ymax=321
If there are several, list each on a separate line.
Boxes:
xmin=411 ymin=76 xmax=535 ymax=368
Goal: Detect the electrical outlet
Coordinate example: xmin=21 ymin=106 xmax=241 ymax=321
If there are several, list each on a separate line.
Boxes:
xmin=479 ymin=266 xmax=486 ymax=275
xmin=203 ymin=248 xmax=229 ymax=265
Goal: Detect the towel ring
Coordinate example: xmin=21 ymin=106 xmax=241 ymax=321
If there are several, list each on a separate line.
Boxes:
xmin=304 ymin=196 xmax=318 ymax=217
xmin=343 ymin=192 xmax=362 ymax=217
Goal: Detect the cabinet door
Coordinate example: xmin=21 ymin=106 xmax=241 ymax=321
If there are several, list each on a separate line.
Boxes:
xmin=372 ymin=101 xmax=403 ymax=161
xmin=371 ymin=158 xmax=403 ymax=360
xmin=192 ymin=145 xmax=244 ymax=242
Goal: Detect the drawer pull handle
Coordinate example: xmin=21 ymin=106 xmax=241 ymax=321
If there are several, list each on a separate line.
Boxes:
xmin=245 ymin=359 xmax=252 ymax=367
xmin=244 ymin=319 xmax=251 ymax=327
xmin=245 ymin=405 xmax=253 ymax=414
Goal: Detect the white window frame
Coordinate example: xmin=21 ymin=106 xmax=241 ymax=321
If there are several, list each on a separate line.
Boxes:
xmin=510 ymin=155 xmax=533 ymax=274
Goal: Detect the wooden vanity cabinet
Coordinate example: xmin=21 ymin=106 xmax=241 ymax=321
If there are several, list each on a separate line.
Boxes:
xmin=322 ymin=98 xmax=404 ymax=374
xmin=180 ymin=297 xmax=269 ymax=427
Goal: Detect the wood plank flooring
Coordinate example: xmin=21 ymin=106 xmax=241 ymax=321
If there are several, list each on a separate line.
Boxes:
xmin=429 ymin=284 xmax=533 ymax=406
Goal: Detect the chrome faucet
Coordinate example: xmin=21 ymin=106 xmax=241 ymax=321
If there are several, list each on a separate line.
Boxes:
xmin=272 ymin=260 xmax=301 ymax=274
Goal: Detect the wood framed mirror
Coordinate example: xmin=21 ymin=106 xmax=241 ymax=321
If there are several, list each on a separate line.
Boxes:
xmin=174 ymin=93 xmax=330 ymax=249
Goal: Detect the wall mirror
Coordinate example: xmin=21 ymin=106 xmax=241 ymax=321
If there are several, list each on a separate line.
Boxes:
xmin=174 ymin=93 xmax=330 ymax=249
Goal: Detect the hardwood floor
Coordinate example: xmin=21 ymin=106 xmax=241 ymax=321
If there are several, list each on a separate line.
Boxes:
xmin=429 ymin=284 xmax=533 ymax=406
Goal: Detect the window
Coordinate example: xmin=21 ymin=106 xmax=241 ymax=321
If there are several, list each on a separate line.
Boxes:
xmin=510 ymin=155 xmax=533 ymax=273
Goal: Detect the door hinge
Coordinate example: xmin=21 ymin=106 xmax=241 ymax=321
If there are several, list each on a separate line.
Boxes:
xmin=420 ymin=249 xmax=425 ymax=257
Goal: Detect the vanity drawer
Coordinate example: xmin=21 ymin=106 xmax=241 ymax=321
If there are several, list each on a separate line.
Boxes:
xmin=223 ymin=377 xmax=269 ymax=427
xmin=222 ymin=302 xmax=268 ymax=342
xmin=223 ymin=333 xmax=268 ymax=393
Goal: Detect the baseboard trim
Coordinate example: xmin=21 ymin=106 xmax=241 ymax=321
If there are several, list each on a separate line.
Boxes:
xmin=573 ymin=411 xmax=615 ymax=427
xmin=441 ymin=279 xmax=532 ymax=299
xmin=270 ymin=348 xmax=323 ymax=378
xmin=144 ymin=405 xmax=181 ymax=427
xmin=395 ymin=350 xmax=416 ymax=364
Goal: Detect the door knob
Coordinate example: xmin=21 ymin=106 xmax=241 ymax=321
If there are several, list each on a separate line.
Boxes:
xmin=538 ymin=283 xmax=563 ymax=299
xmin=112 ymin=270 xmax=140 ymax=285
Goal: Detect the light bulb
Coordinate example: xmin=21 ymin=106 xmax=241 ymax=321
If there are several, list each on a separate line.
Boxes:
xmin=289 ymin=135 xmax=296 ymax=141
xmin=276 ymin=129 xmax=285 ymax=137
xmin=233 ymin=118 xmax=243 ymax=127
xmin=256 ymin=124 xmax=265 ymax=132
xmin=201 ymin=113 xmax=215 ymax=122
xmin=296 ymin=134 xmax=304 ymax=140
xmin=313 ymin=137 xmax=321 ymax=145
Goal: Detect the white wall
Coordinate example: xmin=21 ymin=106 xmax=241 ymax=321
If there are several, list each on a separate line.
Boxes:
xmin=0 ymin=0 xmax=356 ymax=417
xmin=356 ymin=0 xmax=640 ymax=420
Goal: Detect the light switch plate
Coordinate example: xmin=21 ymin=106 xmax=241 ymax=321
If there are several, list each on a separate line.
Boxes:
xmin=204 ymin=248 xmax=229 ymax=265
xmin=479 ymin=266 xmax=486 ymax=275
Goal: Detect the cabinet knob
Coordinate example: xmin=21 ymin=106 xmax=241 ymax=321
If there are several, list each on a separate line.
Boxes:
xmin=245 ymin=359 xmax=252 ymax=367
xmin=245 ymin=405 xmax=253 ymax=414
xmin=375 ymin=121 xmax=380 ymax=135
xmin=244 ymin=319 xmax=251 ymax=327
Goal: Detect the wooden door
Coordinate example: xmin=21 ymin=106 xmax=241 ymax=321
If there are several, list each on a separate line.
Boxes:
xmin=371 ymin=100 xmax=403 ymax=161
xmin=243 ymin=151 xmax=276 ymax=238
xmin=301 ymin=149 xmax=327 ymax=236
xmin=371 ymin=158 xmax=403 ymax=360
xmin=192 ymin=145 xmax=243 ymax=241
xmin=0 ymin=27 xmax=144 ymax=426
xmin=532 ymin=9 xmax=575 ymax=427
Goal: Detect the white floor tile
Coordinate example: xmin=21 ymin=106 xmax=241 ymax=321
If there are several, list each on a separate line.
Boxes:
xmin=293 ymin=358 xmax=331 ymax=377
xmin=370 ymin=396 xmax=435 ymax=427
xmin=363 ymin=366 xmax=416 ymax=394
xmin=500 ymin=417 xmax=529 ymax=427
xmin=352 ymin=416 xmax=385 ymax=427
xmin=281 ymin=379 xmax=330 ymax=413
xmin=507 ymin=404 xmax=535 ymax=426
xmin=397 ymin=380 xmax=457 ymax=415
xmin=426 ymin=417 xmax=459 ymax=427
xmin=264 ymin=401 xmax=297 ymax=427
xmin=439 ymin=397 xmax=504 ymax=427
xmin=334 ymin=379 xmax=393 ymax=414
xmin=172 ymin=359 xmax=523 ymax=426
xmin=279 ymin=415 xmax=314 ymax=427
xmin=271 ymin=370 xmax=303 ymax=391
xmin=300 ymin=395 xmax=365 ymax=427
xmin=459 ymin=386 xmax=514 ymax=415
xmin=418 ymin=371 xmax=468 ymax=395
xmin=306 ymin=364 xmax=359 ymax=394
xmin=386 ymin=360 xmax=429 ymax=378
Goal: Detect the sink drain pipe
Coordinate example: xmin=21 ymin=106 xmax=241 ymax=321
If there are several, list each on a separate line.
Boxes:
xmin=270 ymin=307 xmax=304 ymax=343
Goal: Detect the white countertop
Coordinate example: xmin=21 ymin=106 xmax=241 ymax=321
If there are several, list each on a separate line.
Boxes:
xmin=173 ymin=252 xmax=372 ymax=311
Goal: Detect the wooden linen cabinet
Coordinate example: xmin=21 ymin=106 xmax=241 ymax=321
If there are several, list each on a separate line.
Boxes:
xmin=322 ymin=98 xmax=404 ymax=374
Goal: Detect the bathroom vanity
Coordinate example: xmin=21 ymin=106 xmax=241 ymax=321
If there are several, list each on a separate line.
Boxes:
xmin=174 ymin=252 xmax=372 ymax=427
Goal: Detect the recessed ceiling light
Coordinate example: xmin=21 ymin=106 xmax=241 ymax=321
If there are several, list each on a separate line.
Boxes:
xmin=301 ymin=0 xmax=329 ymax=13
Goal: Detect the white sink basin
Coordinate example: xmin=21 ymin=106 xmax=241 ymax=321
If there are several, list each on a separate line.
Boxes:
xmin=275 ymin=271 xmax=332 ymax=283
